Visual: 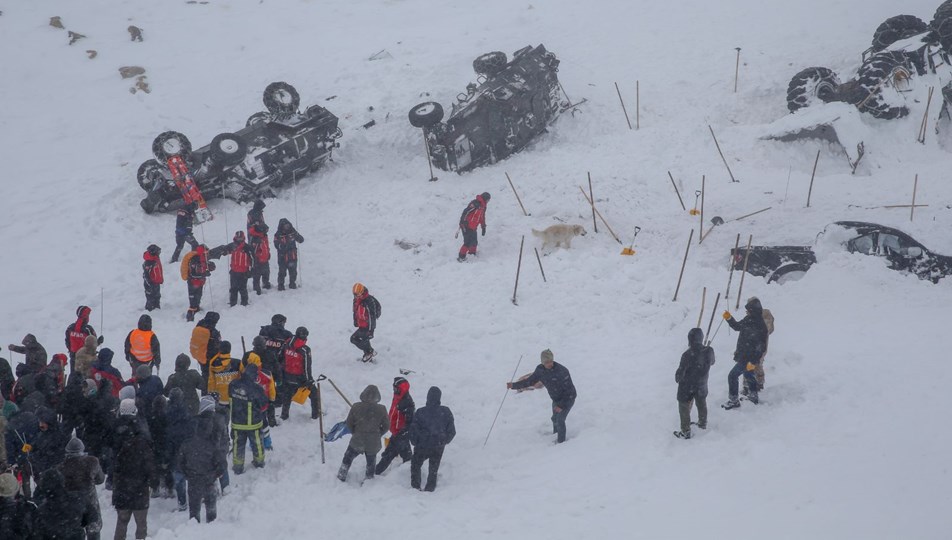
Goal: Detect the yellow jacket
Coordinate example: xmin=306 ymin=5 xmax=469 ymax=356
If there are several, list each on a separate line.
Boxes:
xmin=207 ymin=353 xmax=239 ymax=403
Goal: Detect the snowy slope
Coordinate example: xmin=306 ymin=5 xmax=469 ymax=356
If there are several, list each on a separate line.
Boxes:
xmin=1 ymin=0 xmax=951 ymax=538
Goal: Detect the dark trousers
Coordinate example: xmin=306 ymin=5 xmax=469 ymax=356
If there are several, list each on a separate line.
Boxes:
xmin=280 ymin=376 xmax=318 ymax=419
xmin=679 ymin=397 xmax=707 ymax=433
xmin=144 ymin=280 xmax=161 ymax=311
xmin=410 ymin=446 xmax=444 ymax=491
xmin=80 ymin=487 xmax=102 ymax=540
xmin=229 ymin=271 xmax=249 ymax=306
xmin=458 ymin=228 xmax=478 ymax=258
xmin=186 ymin=282 xmax=203 ymax=320
xmin=172 ymin=471 xmax=187 ymax=507
xmin=277 ymin=258 xmax=297 ymax=288
xmin=350 ymin=328 xmax=373 ymax=354
xmin=339 ymin=445 xmax=377 ymax=481
xmin=186 ymin=478 xmax=217 ymax=523
xmin=114 ymin=509 xmax=147 ymax=540
xmin=728 ymin=362 xmax=758 ymax=399
xmin=252 ymin=262 xmax=271 ymax=293
xmin=171 ymin=233 xmax=197 ymax=262
xmin=551 ymin=398 xmax=575 ymax=443
xmin=232 ymin=428 xmax=265 ymax=469
xmin=375 ymin=430 xmax=412 ymax=475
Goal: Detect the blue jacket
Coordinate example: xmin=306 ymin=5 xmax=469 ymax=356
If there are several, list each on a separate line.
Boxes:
xmin=409 ymin=387 xmax=455 ymax=450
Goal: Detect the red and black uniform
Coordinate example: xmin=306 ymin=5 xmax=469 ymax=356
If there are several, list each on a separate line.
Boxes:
xmin=171 ymin=204 xmax=198 ymax=263
xmin=280 ymin=330 xmax=318 ymax=420
xmin=223 ymin=232 xmax=254 ymax=307
xmin=375 ymin=377 xmax=415 ymax=475
xmin=273 ymin=218 xmax=304 ymax=291
xmin=64 ymin=305 xmax=97 ymax=372
xmin=142 ymin=245 xmax=164 ymax=311
xmin=186 ymin=245 xmax=214 ymax=322
xmin=351 ymin=289 xmax=380 ymax=360
xmin=458 ymin=192 xmax=490 ymax=261
xmin=258 ymin=315 xmax=292 ymax=391
xmin=247 ymin=200 xmax=272 ymax=294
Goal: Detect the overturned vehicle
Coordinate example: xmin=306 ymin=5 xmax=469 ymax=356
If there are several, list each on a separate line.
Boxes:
xmin=407 ymin=45 xmax=575 ymax=174
xmin=138 ymin=82 xmax=341 ymax=214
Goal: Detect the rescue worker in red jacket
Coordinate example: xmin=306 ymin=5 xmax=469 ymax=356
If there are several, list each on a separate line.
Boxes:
xmin=280 ymin=327 xmax=319 ymax=421
xmin=247 ymin=199 xmax=272 ymax=295
xmin=142 ymin=244 xmax=164 ymax=311
xmin=65 ymin=305 xmax=99 ymax=372
xmin=124 ymin=314 xmax=161 ymax=374
xmin=186 ymin=245 xmax=215 ymax=322
xmin=375 ymin=376 xmax=414 ymax=475
xmin=273 ymin=218 xmax=304 ymax=291
xmin=223 ymin=231 xmax=254 ymax=307
xmin=457 ymin=192 xmax=490 ymax=262
xmin=351 ymin=283 xmax=381 ymax=363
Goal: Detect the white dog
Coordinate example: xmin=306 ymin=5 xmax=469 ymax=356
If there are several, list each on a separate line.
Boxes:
xmin=531 ymin=224 xmax=587 ymax=251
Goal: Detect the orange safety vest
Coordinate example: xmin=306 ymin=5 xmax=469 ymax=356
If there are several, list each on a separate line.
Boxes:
xmin=129 ymin=329 xmax=155 ymax=363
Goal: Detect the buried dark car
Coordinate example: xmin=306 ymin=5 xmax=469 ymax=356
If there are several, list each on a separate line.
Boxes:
xmin=138 ymin=82 xmax=341 ymax=214
xmin=731 ymin=221 xmax=952 ymax=284
xmin=408 ymin=44 xmax=575 ymax=174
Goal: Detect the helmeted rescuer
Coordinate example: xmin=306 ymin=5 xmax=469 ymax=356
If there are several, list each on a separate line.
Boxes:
xmin=457 ymin=192 xmax=490 ymax=262
xmin=170 ymin=202 xmax=198 ymax=263
xmin=185 ymin=244 xmax=215 ymax=322
xmin=229 ymin=363 xmax=268 ymax=474
xmin=65 ymin=305 xmax=98 ymax=372
xmin=189 ymin=311 xmax=221 ymax=386
xmin=351 ymin=283 xmax=381 ymax=363
xmin=224 ymin=230 xmax=254 ymax=307
xmin=375 ymin=376 xmax=414 ymax=475
xmin=280 ymin=326 xmax=319 ymax=420
xmin=273 ymin=218 xmax=304 ymax=291
xmin=124 ymin=314 xmax=161 ymax=374
xmin=247 ymin=199 xmax=272 ymax=295
xmin=258 ymin=313 xmax=292 ymax=398
xmin=142 ymin=244 xmax=164 ymax=311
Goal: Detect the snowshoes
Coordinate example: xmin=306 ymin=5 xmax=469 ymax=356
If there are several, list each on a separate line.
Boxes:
xmin=721 ymin=398 xmax=741 ymax=410
xmin=673 ymin=430 xmax=692 ymax=439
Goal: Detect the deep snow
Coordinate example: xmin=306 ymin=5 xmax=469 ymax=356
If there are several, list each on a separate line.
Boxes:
xmin=1 ymin=0 xmax=951 ymax=538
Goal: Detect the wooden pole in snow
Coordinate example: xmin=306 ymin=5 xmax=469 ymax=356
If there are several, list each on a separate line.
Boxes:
xmin=735 ymin=235 xmax=753 ymax=311
xmin=636 ymin=80 xmax=640 ymax=130
xmin=615 ymin=82 xmax=633 ymax=130
xmin=533 ymin=248 xmax=547 ymax=283
xmin=698 ymin=175 xmax=706 ymax=244
xmin=708 ymin=125 xmax=737 ymax=182
xmin=578 ymin=186 xmax=622 ymax=243
xmin=910 ymin=174 xmax=919 ymax=222
xmin=806 ymin=149 xmax=820 ymax=208
xmin=697 ymin=287 xmax=707 ymax=327
xmin=673 ymin=229 xmax=695 ymax=302
xmin=588 ymin=172 xmax=598 ymax=233
xmin=505 ymin=172 xmax=530 ymax=217
xmin=918 ymin=87 xmax=934 ymax=144
xmin=512 ymin=236 xmax=525 ymax=305
xmin=706 ymin=292 xmax=722 ymax=340
xmin=725 ymin=233 xmax=740 ymax=299
xmin=668 ymin=171 xmax=686 ymax=211
xmin=733 ymin=48 xmax=741 ymax=93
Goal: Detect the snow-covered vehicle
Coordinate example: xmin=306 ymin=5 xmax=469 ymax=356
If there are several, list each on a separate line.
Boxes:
xmin=407 ymin=44 xmax=573 ymax=174
xmin=138 ymin=82 xmax=341 ymax=214
xmin=784 ymin=3 xmax=952 ymax=120
xmin=731 ymin=222 xmax=952 ymax=284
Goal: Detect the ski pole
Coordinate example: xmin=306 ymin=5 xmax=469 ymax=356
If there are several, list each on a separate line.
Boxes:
xmin=484 ymin=355 xmax=523 ymax=447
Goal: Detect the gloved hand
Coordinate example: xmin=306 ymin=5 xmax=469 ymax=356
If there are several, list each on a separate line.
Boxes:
xmin=723 ymin=311 xmax=732 ymax=320
xmin=97 ymin=335 xmax=105 ymax=345
xmin=21 ymin=443 xmax=32 ymax=453
xmin=506 ymin=382 xmax=513 ymax=390
xmin=263 ymin=435 xmax=273 ymax=451
xmin=746 ymin=362 xmax=756 ymax=372
xmin=481 ymin=226 xmax=486 ymax=237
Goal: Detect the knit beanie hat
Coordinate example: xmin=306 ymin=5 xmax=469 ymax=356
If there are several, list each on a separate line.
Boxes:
xmin=65 ymin=437 xmax=85 ymax=457
xmin=0 ymin=473 xmax=17 ymax=498
xmin=119 ymin=385 xmax=137 ymax=401
xmin=135 ymin=364 xmax=152 ymax=380
xmin=119 ymin=398 xmax=138 ymax=417
xmin=541 ymin=349 xmax=554 ymax=363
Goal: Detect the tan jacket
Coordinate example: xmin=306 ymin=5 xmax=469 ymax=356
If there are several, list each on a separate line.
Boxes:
xmin=75 ymin=335 xmax=99 ymax=378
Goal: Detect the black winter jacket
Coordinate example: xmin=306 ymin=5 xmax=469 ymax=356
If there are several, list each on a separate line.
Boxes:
xmin=511 ymin=362 xmax=577 ymax=408
xmin=177 ymin=411 xmax=226 ymax=483
xmin=409 ymin=387 xmax=456 ymax=450
xmin=726 ymin=301 xmax=769 ymax=364
xmin=111 ymin=419 xmax=154 ymax=511
xmin=258 ymin=324 xmax=292 ymax=374
xmin=34 ymin=469 xmax=85 ymax=540
xmin=675 ymin=328 xmax=716 ymax=402
xmin=228 ymin=367 xmax=268 ymax=429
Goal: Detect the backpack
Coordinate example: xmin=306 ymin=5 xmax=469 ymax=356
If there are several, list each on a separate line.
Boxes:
xmin=368 ymin=295 xmax=382 ymax=319
xmin=762 ymin=309 xmax=775 ymax=335
xmin=180 ymin=251 xmax=196 ymax=281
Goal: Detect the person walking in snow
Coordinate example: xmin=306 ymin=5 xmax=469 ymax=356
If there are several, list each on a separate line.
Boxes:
xmin=222 ymin=231 xmax=254 ymax=307
xmin=142 ymin=244 xmax=164 ymax=312
xmin=247 ymin=199 xmax=272 ymax=295
xmin=375 ymin=377 xmax=414 ymax=475
xmin=507 ymin=349 xmax=577 ymax=444
xmin=673 ymin=328 xmax=715 ymax=440
xmin=124 ymin=314 xmax=161 ymax=375
xmin=409 ymin=386 xmax=455 ymax=492
xmin=170 ymin=202 xmax=198 ymax=263
xmin=273 ymin=218 xmax=304 ymax=291
xmin=8 ymin=334 xmax=48 ymax=375
xmin=721 ymin=297 xmax=769 ymax=410
xmin=457 ymin=192 xmax=490 ymax=262
xmin=279 ymin=327 xmax=318 ymax=420
xmin=337 ymin=385 xmax=388 ymax=483
xmin=185 ymin=244 xmax=215 ymax=322
xmin=744 ymin=300 xmax=774 ymax=395
xmin=351 ymin=283 xmax=381 ymax=363
xmin=65 ymin=306 xmax=99 ymax=372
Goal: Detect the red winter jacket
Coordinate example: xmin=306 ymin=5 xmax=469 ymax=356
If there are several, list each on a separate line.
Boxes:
xmin=353 ymin=292 xmax=378 ymax=333
xmin=282 ymin=338 xmax=312 ymax=378
xmin=389 ymin=380 xmax=414 ymax=434
xmin=249 ymin=226 xmax=271 ymax=263
xmin=188 ymin=248 xmax=211 ymax=287
xmin=228 ymin=241 xmax=253 ymax=273
xmin=143 ymin=251 xmax=164 ymax=285
xmin=459 ymin=195 xmax=488 ymax=231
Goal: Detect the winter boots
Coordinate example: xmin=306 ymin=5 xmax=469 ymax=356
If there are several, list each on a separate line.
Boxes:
xmin=361 ymin=350 xmax=377 ymax=363
xmin=722 ymin=397 xmax=741 ymax=410
xmin=673 ymin=430 xmax=692 ymax=439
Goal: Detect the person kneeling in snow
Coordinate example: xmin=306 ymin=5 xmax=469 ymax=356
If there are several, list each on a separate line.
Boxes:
xmin=673 ymin=328 xmax=715 ymax=439
xmin=507 ymin=349 xmax=577 ymax=443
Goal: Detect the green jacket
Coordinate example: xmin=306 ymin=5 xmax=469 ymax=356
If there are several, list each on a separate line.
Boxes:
xmin=345 ymin=385 xmax=388 ymax=454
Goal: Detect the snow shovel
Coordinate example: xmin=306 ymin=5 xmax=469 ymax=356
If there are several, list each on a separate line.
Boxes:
xmin=324 ymin=421 xmax=351 ymax=442
xmin=621 ymin=226 xmax=641 ymax=256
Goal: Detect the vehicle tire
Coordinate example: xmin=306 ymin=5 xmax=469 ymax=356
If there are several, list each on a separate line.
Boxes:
xmin=305 ymin=104 xmax=326 ymax=119
xmin=136 ymin=159 xmax=167 ymax=192
xmin=263 ymin=82 xmax=300 ymax=115
xmin=872 ymin=15 xmax=928 ymax=51
xmin=209 ymin=132 xmax=248 ymax=166
xmin=140 ymin=190 xmax=165 ymax=214
xmin=247 ymin=111 xmax=270 ymax=127
xmin=473 ymin=51 xmax=508 ymax=77
xmin=786 ymin=67 xmax=840 ymax=113
xmin=152 ymin=131 xmax=192 ymax=162
xmin=856 ymin=51 xmax=912 ymax=119
xmin=932 ymin=1 xmax=952 ymax=53
xmin=768 ymin=263 xmax=811 ymax=284
xmin=408 ymin=101 xmax=444 ymax=128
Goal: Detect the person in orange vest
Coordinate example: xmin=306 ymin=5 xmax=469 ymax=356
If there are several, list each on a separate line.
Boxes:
xmin=124 ymin=314 xmax=161 ymax=375
xmin=142 ymin=244 xmax=164 ymax=312
xmin=65 ymin=305 xmax=99 ymax=373
xmin=457 ymin=192 xmax=490 ymax=262
xmin=247 ymin=199 xmax=272 ymax=295
xmin=223 ymin=231 xmax=254 ymax=307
